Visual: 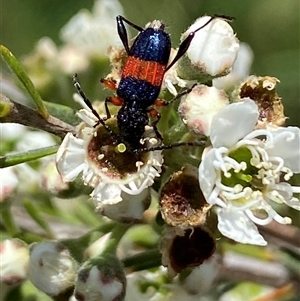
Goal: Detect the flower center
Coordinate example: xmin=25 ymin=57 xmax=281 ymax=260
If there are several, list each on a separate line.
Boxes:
xmin=86 ymin=119 xmax=147 ymax=179
xmin=215 ymin=139 xmax=295 ymax=208
xmin=221 ymin=147 xmax=258 ymax=188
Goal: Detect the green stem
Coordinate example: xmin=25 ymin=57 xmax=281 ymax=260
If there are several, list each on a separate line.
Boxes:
xmin=17 ymin=231 xmax=44 ymax=243
xmin=61 ymin=221 xmax=116 ymax=262
xmin=1 ymin=45 xmax=49 ymax=119
xmin=122 ymin=249 xmax=162 ymax=271
xmin=102 ymin=222 xmax=131 ymax=256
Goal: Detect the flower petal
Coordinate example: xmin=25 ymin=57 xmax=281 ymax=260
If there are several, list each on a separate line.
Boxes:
xmin=266 ymin=126 xmax=300 ymax=173
xmin=92 ymin=182 xmax=122 ymax=205
xmin=56 ymin=133 xmax=86 ymax=182
xmin=210 ymin=99 xmax=259 ymax=148
xmin=284 ymin=197 xmax=300 ymax=211
xmin=217 ymin=208 xmax=267 ymax=246
xmin=199 ymin=148 xmax=218 ymax=200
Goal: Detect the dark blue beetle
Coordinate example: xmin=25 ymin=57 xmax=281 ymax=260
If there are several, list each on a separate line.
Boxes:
xmin=74 ymin=15 xmax=228 ymax=151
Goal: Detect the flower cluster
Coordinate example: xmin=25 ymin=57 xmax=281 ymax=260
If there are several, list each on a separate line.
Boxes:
xmin=54 ymin=9 xmax=300 ymax=250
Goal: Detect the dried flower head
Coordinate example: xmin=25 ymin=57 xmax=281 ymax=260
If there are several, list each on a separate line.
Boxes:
xmin=160 ymin=226 xmax=216 ymax=277
xmin=160 ymin=165 xmax=211 ymax=227
xmin=233 ymin=75 xmax=286 ymax=127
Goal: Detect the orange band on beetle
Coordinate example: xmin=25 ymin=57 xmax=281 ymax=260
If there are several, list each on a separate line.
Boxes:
xmin=122 ymin=57 xmax=166 ymax=87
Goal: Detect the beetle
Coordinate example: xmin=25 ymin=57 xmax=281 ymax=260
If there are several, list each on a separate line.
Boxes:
xmin=74 ymin=15 xmax=232 ymax=152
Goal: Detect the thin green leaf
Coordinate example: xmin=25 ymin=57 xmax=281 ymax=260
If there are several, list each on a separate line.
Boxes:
xmin=0 ymin=145 xmax=58 ymax=168
xmin=0 ymin=44 xmax=49 ymax=119
xmin=23 ymin=199 xmax=53 ymax=237
xmin=1 ymin=208 xmax=19 ymax=236
xmin=44 ymin=101 xmax=80 ymax=126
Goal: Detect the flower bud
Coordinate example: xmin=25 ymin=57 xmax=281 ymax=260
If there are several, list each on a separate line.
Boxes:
xmin=177 ymin=16 xmax=239 ymax=82
xmin=16 ymin=130 xmax=56 ymax=153
xmin=0 ymin=239 xmax=29 ymax=286
xmin=178 ymin=84 xmax=229 ymax=136
xmin=74 ymin=254 xmax=126 ymax=301
xmin=213 ymin=42 xmax=253 ymax=90
xmin=28 ymin=241 xmax=77 ymax=297
xmin=0 ymin=123 xmax=26 ymax=140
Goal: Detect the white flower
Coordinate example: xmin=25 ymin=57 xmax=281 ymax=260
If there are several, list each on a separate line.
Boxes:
xmin=56 ymin=101 xmax=163 ymax=206
xmin=60 ymin=0 xmax=124 ymax=57
xmin=199 ymin=99 xmax=300 ymax=246
xmin=24 ymin=0 xmax=124 ymax=77
xmin=28 ymin=241 xmax=77 ymax=296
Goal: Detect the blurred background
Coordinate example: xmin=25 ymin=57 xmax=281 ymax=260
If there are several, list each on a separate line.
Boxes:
xmin=1 ymin=2 xmax=299 ymax=300
xmin=1 ymin=0 xmax=299 ymax=125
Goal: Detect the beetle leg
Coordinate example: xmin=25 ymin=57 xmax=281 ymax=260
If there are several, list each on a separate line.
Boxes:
xmin=100 ymin=78 xmax=117 ymax=91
